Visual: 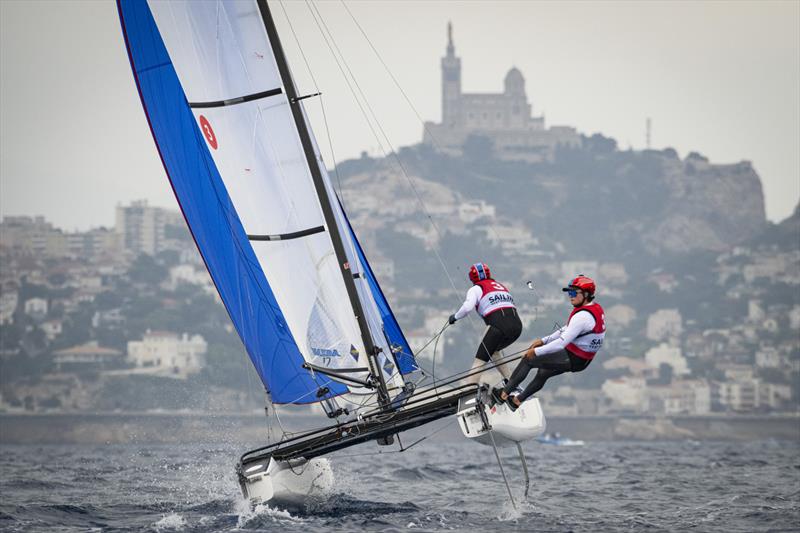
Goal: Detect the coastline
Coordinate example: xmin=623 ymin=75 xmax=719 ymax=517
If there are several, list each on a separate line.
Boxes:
xmin=1 ymin=412 xmax=797 ymax=445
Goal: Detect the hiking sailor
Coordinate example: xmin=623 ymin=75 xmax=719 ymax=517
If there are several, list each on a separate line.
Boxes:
xmin=448 ymin=263 xmax=522 ymax=385
xmin=493 ymin=275 xmax=605 ymax=410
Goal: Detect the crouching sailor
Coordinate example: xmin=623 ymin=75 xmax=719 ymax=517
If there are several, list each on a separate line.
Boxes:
xmin=448 ymin=262 xmax=522 ymax=385
xmin=493 ymin=275 xmax=605 ymax=410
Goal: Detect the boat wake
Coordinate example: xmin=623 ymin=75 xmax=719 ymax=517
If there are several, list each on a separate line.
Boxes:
xmin=300 ymin=493 xmax=421 ymax=517
xmin=232 ymin=492 xmax=421 ymax=530
xmin=233 ymin=497 xmax=308 ymax=528
xmin=392 ymin=465 xmax=457 ymax=481
xmin=153 ymin=512 xmax=187 ymax=531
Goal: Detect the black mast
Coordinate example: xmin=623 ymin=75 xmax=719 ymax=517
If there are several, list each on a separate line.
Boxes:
xmin=256 ymin=0 xmax=392 ymax=411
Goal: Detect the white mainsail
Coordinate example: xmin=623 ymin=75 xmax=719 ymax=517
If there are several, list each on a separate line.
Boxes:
xmin=146 ymin=0 xmax=404 ymax=397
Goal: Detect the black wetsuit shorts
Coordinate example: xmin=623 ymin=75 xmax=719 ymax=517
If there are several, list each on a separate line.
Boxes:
xmin=475 ymin=307 xmax=523 ymax=362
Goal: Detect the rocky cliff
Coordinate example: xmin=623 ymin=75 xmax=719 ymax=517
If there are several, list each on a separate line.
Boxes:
xmin=645 ymin=153 xmax=766 ymax=253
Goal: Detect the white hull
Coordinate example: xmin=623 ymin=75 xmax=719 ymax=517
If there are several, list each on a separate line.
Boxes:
xmin=457 ymin=395 xmax=546 ymax=446
xmin=240 ymin=457 xmax=333 ymax=506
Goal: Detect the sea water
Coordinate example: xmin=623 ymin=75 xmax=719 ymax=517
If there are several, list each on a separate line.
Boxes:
xmin=1 ymin=439 xmax=798 ymax=532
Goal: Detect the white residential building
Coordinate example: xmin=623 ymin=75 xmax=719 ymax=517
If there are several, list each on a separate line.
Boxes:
xmin=755 ymin=346 xmax=781 ymax=368
xmin=92 ymin=308 xmax=125 ymax=329
xmin=127 ymin=330 xmax=207 ymax=378
xmin=602 ymin=356 xmax=650 ymax=376
xmin=53 ymin=341 xmax=123 ymax=370
xmin=560 ymin=261 xmax=598 ymax=283
xmin=69 ymin=275 xmax=104 ymax=294
xmin=742 ymin=256 xmax=789 ymax=283
xmin=458 ymin=200 xmax=496 ymax=223
xmin=647 ymin=380 xmax=711 ymax=415
xmin=606 ymin=304 xmax=637 ymax=328
xmin=115 ymin=200 xmax=184 ymax=256
xmin=404 ymin=329 xmax=440 ymax=364
xmin=598 ymin=263 xmax=628 ymax=286
xmin=714 ymin=369 xmax=789 ymax=411
xmin=646 ymin=309 xmax=683 ymax=342
xmin=371 ymin=259 xmax=395 ymax=285
xmin=759 ymin=383 xmax=793 ymax=410
xmin=716 ymin=378 xmax=766 ymax=412
xmin=167 ymin=264 xmax=215 ymax=294
xmin=645 ymin=343 xmax=690 ymax=376
xmin=789 ymin=306 xmax=800 ymax=330
xmin=423 ymin=310 xmax=452 ymax=337
xmin=0 ymin=290 xmax=18 ymax=325
xmin=486 ymin=222 xmax=538 ymax=253
xmin=602 ymin=376 xmax=646 ymax=411
xmin=24 ymin=297 xmax=48 ymax=319
xmin=40 ymin=320 xmax=63 ymax=341
xmin=748 ymin=300 xmax=765 ymax=322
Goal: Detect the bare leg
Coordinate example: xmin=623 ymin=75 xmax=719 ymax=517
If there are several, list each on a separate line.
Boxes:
xmin=491 ymin=350 xmax=513 ymax=380
xmin=463 ymin=358 xmax=486 ymax=385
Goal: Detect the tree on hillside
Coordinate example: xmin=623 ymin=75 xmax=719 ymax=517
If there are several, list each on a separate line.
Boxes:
xmin=462 ymin=134 xmax=494 ymax=163
xmin=128 ymin=254 xmax=167 ymax=285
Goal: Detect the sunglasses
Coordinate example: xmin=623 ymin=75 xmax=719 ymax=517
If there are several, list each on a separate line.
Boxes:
xmin=567 ymin=290 xmax=579 ymax=297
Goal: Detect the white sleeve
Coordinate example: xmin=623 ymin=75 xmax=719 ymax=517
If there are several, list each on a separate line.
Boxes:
xmin=534 ymin=311 xmax=596 ymax=356
xmin=541 ymin=326 xmax=566 ymax=345
xmin=454 ymin=285 xmax=481 ymax=320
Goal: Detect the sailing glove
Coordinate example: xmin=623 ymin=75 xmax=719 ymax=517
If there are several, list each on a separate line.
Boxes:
xmin=448 ymin=314 xmax=457 ymax=325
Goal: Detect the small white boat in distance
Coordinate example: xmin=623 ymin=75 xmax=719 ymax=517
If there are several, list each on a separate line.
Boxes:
xmin=536 ymin=432 xmax=585 ymax=446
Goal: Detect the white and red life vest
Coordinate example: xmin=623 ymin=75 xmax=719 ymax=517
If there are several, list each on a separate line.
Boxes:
xmin=565 ymin=303 xmax=605 ymax=360
xmin=474 ymin=279 xmax=515 ymax=317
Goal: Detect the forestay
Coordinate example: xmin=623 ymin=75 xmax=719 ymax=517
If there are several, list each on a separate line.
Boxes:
xmin=118 ymin=0 xmax=414 ymax=404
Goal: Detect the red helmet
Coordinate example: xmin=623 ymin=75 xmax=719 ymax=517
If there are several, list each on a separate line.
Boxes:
xmin=468 ymin=263 xmax=491 ymax=283
xmin=562 ymin=275 xmax=596 ymax=295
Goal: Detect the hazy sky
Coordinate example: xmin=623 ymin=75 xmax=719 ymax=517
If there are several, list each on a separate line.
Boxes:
xmin=1 ymin=0 xmax=798 ymax=231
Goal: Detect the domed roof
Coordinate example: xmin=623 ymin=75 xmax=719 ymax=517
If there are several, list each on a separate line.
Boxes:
xmin=505 ymin=67 xmax=524 ymax=83
xmin=504 ymin=67 xmax=525 ymax=94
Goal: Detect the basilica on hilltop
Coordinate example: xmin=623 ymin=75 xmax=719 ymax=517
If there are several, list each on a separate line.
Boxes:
xmin=423 ymin=23 xmax=580 ymax=162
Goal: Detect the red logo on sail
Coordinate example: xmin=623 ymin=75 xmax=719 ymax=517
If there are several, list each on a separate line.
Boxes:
xmin=199 ymin=115 xmax=218 ymax=150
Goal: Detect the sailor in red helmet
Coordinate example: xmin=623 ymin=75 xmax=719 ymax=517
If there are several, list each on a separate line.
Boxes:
xmin=448 ymin=263 xmax=522 ymax=384
xmin=492 ymin=275 xmax=605 ymax=410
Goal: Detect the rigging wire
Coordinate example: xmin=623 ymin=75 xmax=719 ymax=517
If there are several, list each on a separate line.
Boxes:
xmin=280 ymin=0 xmax=417 ymax=408
xmin=303 ymin=0 xmax=499 ymax=368
xmin=276 ymin=0 xmax=351 ymax=213
xmin=275 ymin=1 xmax=542 ymax=415
xmin=271 ymin=0 xmax=389 ymax=419
xmin=336 ymin=0 xmax=547 ymax=352
xmin=329 ymin=418 xmax=458 ymax=459
xmin=318 ymin=345 xmax=530 ymax=417
xmin=430 ymin=320 xmax=448 ymax=396
xmin=317 ymin=321 xmax=448 ymax=419
xmin=302 ymin=0 xmax=470 ymax=309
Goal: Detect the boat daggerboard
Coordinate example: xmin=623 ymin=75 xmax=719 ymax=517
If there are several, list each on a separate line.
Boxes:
xmin=117 ymin=0 xmax=416 ymax=404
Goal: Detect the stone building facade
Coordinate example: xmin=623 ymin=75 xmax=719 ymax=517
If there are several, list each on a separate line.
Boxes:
xmin=127 ymin=329 xmax=207 ymax=378
xmin=423 ymin=23 xmax=580 ymax=162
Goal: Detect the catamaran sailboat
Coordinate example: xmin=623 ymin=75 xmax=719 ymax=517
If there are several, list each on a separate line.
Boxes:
xmin=117 ymin=0 xmax=545 ymax=506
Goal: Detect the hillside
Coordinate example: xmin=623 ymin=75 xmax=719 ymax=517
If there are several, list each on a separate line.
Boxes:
xmin=337 ymin=135 xmax=767 ymax=264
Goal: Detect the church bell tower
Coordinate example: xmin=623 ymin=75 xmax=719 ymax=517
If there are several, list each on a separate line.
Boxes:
xmin=441 ymin=22 xmax=461 ymax=128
